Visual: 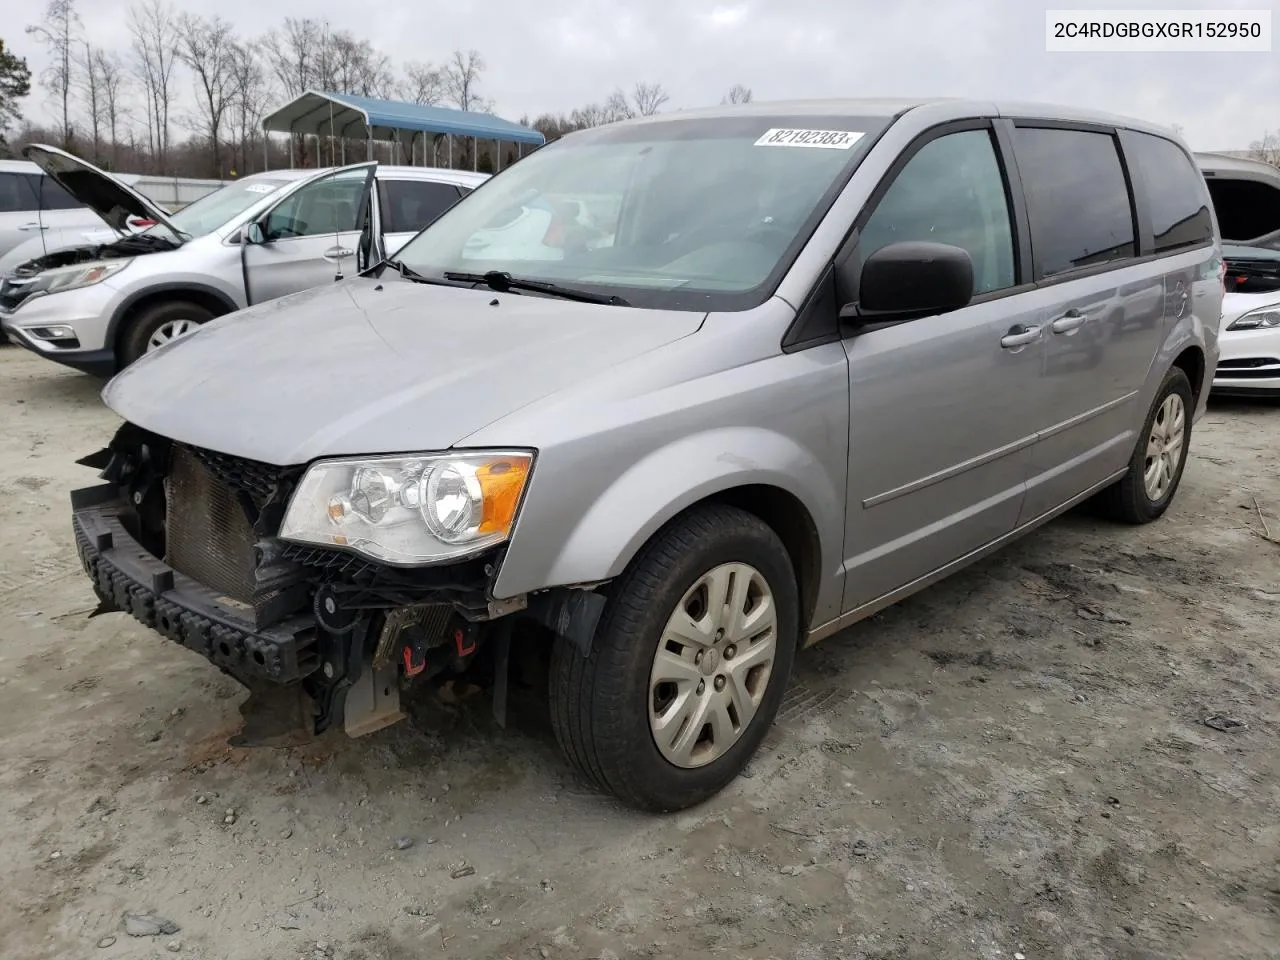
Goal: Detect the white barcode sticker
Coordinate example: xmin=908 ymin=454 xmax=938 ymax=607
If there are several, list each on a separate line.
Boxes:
xmin=754 ymin=128 xmax=864 ymax=149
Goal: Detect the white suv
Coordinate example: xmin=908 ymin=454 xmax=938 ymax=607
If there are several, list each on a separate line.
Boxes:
xmin=0 ymin=146 xmax=486 ymax=375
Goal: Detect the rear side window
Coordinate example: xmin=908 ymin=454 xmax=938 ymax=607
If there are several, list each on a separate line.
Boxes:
xmin=30 ymin=174 xmax=83 ymax=211
xmin=380 ymin=180 xmax=462 ymax=233
xmin=1126 ymin=133 xmax=1213 ymax=253
xmin=1014 ymin=127 xmax=1136 ymax=278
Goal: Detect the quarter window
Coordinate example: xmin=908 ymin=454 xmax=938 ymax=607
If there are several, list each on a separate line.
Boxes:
xmin=858 ymin=129 xmax=1016 ymax=295
xmin=1014 ymin=127 xmax=1136 ymax=278
xmin=1126 ymin=133 xmax=1213 ymax=253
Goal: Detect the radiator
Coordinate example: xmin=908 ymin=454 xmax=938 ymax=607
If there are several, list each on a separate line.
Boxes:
xmin=164 ymin=446 xmax=260 ymax=605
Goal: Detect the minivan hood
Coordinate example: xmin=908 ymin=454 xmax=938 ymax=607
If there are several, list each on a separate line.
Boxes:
xmin=23 ymin=144 xmax=179 ymax=235
xmin=103 ymin=277 xmax=705 ymax=464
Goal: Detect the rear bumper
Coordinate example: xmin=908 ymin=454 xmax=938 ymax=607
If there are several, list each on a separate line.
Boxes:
xmin=71 ymin=483 xmax=319 ymax=684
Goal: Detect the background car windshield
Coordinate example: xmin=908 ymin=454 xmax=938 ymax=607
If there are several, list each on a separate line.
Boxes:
xmin=159 ymin=178 xmax=290 ymax=237
xmin=394 ymin=116 xmax=884 ymax=309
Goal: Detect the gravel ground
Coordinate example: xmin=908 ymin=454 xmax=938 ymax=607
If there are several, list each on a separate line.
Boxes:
xmin=1 ymin=344 xmax=1277 ymax=960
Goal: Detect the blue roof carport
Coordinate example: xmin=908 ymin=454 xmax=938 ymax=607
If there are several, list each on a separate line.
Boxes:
xmin=260 ymin=89 xmax=546 ymax=171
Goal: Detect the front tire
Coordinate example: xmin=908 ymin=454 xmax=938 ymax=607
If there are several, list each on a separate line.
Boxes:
xmin=119 ymin=300 xmax=215 ymax=367
xmin=549 ymin=504 xmax=799 ymax=812
xmin=1097 ymin=365 xmax=1194 ymax=523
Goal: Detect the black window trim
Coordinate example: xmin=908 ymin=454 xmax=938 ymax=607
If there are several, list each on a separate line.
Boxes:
xmin=1008 ymin=119 xmax=1142 ymax=285
xmin=783 ymin=114 xmax=1221 ymax=354
xmin=1010 ymin=119 xmax=1214 ymax=289
xmin=784 ymin=116 xmax=1033 ymax=352
xmin=1117 ymin=127 xmax=1215 ymax=258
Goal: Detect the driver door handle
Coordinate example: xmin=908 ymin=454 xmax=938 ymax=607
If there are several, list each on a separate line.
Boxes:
xmin=1049 ymin=309 xmax=1087 ymax=334
xmin=1000 ymin=324 xmax=1042 ymax=349
xmin=18 ymin=222 xmax=49 ymax=231
xmin=323 ymin=246 xmax=353 ymax=260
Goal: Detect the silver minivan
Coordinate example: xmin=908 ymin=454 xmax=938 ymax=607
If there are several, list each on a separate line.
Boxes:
xmin=70 ymin=99 xmax=1222 ymax=812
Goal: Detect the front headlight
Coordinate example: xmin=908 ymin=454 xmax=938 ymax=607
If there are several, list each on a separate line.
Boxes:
xmin=1227 ymin=307 xmax=1280 ymax=331
xmin=279 ymin=450 xmax=534 ymax=565
xmin=23 ymin=259 xmax=132 ymax=298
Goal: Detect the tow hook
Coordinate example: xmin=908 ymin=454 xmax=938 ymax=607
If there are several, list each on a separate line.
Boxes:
xmin=402 ymin=640 xmax=428 ymax=677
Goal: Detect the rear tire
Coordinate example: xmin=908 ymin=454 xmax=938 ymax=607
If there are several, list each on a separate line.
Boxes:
xmin=119 ymin=300 xmax=215 ymax=367
xmin=1096 ymin=366 xmax=1194 ymax=524
xmin=549 ymin=504 xmax=799 ymax=812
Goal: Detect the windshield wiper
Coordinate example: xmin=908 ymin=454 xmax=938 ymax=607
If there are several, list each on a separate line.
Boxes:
xmin=444 ymin=270 xmax=629 ymax=306
xmin=386 ymin=259 xmax=469 ymax=288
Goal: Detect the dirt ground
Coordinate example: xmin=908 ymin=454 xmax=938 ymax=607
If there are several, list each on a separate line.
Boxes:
xmin=0 ymin=344 xmax=1277 ymax=960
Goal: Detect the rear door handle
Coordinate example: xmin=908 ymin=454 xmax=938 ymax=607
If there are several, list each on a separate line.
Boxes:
xmin=323 ymin=246 xmax=353 ymax=261
xmin=1000 ymin=324 xmax=1042 ymax=349
xmin=1049 ymin=309 xmax=1086 ymax=334
xmin=18 ymin=223 xmax=48 ymax=231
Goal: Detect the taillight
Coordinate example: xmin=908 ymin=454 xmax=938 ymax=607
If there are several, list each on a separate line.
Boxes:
xmin=129 ymin=217 xmax=156 ymax=228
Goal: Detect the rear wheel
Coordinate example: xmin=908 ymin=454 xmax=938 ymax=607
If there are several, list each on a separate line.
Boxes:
xmin=119 ymin=300 xmax=215 ymax=367
xmin=1096 ymin=366 xmax=1194 ymax=523
xmin=549 ymin=504 xmax=799 ymax=812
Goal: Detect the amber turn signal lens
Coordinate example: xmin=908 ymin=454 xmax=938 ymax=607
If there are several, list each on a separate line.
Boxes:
xmin=476 ymin=456 xmax=532 ymax=535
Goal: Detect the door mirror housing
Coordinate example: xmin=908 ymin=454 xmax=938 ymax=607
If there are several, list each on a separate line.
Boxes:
xmin=243 ymin=221 xmax=265 ymax=245
xmin=842 ymin=241 xmax=975 ymax=322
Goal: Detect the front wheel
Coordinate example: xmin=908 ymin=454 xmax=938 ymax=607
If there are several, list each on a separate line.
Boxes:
xmin=549 ymin=504 xmax=799 ymax=812
xmin=1096 ymin=365 xmax=1194 ymax=523
xmin=119 ymin=300 xmax=215 ymax=368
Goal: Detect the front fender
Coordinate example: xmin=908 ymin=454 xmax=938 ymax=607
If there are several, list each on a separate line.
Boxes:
xmin=492 ymin=426 xmax=847 ymax=626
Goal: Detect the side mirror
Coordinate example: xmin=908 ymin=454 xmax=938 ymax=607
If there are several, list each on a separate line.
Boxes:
xmin=842 ymin=241 xmax=974 ymax=322
xmin=243 ymin=221 xmax=265 ymax=245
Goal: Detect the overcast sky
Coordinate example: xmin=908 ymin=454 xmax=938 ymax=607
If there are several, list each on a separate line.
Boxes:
xmin=2 ymin=0 xmax=1276 ymax=151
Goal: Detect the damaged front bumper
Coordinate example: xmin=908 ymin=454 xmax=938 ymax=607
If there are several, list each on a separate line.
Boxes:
xmin=72 ymin=483 xmax=320 ymax=684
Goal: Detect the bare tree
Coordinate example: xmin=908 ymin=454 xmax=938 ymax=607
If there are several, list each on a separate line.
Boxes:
xmin=316 ymin=29 xmax=394 ymax=98
xmin=176 ymin=13 xmax=238 ymax=177
xmin=228 ymin=40 xmax=270 ymax=175
xmin=93 ymin=49 xmax=126 ymax=167
xmin=605 ymin=82 xmax=669 ymax=120
xmin=403 ymin=61 xmax=445 ymax=105
xmin=260 ymin=17 xmax=322 ymax=100
xmin=444 ymin=49 xmax=490 ymax=112
xmin=129 ymin=0 xmax=180 ymax=171
xmin=631 ymin=81 xmax=669 ymax=117
xmin=724 ymin=83 xmax=753 ymax=105
xmin=25 ymin=0 xmax=81 ymax=148
xmin=76 ymin=41 xmax=103 ymax=160
xmin=1248 ymin=131 xmax=1280 ymax=167
xmin=604 ymin=90 xmax=633 ymax=122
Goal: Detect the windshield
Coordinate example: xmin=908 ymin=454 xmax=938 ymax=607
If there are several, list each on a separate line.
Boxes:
xmin=393 ymin=114 xmax=888 ymax=311
xmin=154 ymin=177 xmax=291 ymax=238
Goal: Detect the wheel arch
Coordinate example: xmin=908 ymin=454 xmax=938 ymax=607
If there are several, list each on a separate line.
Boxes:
xmin=496 ymin=427 xmax=845 ymax=634
xmin=1171 ymin=343 xmax=1205 ymax=403
xmin=108 ymin=283 xmax=239 ymax=359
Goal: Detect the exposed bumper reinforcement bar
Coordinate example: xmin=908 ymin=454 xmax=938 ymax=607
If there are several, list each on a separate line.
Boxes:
xmin=71 ymin=483 xmax=319 ymax=684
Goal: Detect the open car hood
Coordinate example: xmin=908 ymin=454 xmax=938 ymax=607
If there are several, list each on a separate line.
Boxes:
xmin=22 ymin=144 xmax=180 ymax=236
xmin=1222 ymin=243 xmax=1280 ymax=294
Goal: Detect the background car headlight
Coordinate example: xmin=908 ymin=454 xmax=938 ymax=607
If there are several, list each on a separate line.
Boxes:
xmin=19 ymin=259 xmax=132 ymax=299
xmin=1227 ymin=307 xmax=1280 ymax=331
xmin=279 ymin=451 xmax=534 ymax=564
